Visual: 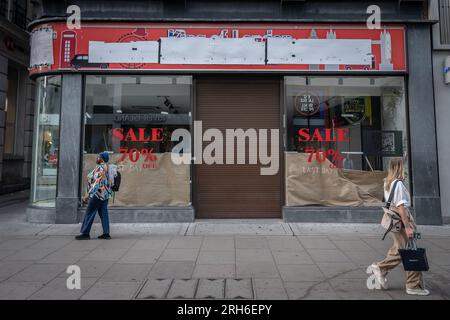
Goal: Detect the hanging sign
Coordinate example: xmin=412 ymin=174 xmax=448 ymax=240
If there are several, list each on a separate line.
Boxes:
xmin=29 ymin=22 xmax=406 ymax=74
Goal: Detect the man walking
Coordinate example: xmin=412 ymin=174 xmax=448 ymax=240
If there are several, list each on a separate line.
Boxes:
xmin=75 ymin=151 xmax=113 ymax=240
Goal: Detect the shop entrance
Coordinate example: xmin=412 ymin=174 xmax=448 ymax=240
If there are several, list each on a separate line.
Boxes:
xmin=194 ymin=76 xmax=282 ymax=218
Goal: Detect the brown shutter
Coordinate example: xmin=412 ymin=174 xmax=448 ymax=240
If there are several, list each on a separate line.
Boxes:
xmin=195 ymin=76 xmax=281 ymax=218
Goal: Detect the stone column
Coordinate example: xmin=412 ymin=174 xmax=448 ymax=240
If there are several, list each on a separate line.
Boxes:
xmin=55 ymin=74 xmax=83 ymax=223
xmin=0 ymin=54 xmax=8 ymax=180
xmin=23 ymin=78 xmax=36 ymax=179
xmin=406 ymin=24 xmax=442 ymax=225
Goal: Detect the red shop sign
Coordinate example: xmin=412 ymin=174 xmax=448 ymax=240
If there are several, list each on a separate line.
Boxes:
xmin=29 ymin=22 xmax=406 ymax=74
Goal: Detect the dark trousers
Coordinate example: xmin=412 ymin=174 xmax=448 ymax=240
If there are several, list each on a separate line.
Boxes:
xmin=80 ymin=197 xmax=110 ymax=235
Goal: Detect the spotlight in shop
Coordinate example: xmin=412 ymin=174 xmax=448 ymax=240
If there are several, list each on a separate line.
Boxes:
xmin=157 ymin=96 xmax=179 ymax=114
xmin=164 ymin=98 xmax=174 ymax=109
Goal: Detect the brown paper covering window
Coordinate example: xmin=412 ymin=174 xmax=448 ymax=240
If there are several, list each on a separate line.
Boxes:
xmin=285 ymin=153 xmax=386 ymax=207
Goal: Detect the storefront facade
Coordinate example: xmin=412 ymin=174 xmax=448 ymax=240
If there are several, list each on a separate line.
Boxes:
xmin=26 ymin=0 xmax=443 ymax=225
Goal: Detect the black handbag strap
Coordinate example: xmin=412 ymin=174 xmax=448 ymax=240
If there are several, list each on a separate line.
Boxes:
xmin=381 ymin=180 xmax=401 ymax=241
xmin=385 ymin=180 xmax=400 ymax=209
xmin=382 ymin=224 xmax=393 ymax=241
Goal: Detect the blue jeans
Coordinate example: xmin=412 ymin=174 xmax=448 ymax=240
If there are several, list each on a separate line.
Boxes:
xmin=80 ymin=197 xmax=110 ymax=235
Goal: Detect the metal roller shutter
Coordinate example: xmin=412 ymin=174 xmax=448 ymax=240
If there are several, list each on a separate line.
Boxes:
xmin=195 ymin=76 xmax=282 ymax=218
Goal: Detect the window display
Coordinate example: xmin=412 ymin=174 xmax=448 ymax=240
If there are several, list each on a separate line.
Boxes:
xmin=285 ymin=76 xmax=409 ymax=207
xmin=31 ymin=76 xmax=62 ymax=207
xmin=83 ymin=75 xmax=192 ymax=207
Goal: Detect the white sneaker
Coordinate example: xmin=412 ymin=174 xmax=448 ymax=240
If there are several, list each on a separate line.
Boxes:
xmin=406 ymin=288 xmax=430 ymax=296
xmin=368 ymin=263 xmax=388 ymax=290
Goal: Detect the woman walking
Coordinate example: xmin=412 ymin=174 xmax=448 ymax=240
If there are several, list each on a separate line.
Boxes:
xmin=369 ymin=158 xmax=430 ymax=296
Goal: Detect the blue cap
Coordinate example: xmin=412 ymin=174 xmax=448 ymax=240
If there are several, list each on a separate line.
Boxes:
xmin=99 ymin=151 xmax=109 ymax=163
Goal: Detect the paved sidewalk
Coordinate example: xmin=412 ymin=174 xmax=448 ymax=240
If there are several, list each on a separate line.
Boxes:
xmin=0 ymin=200 xmax=449 ymax=300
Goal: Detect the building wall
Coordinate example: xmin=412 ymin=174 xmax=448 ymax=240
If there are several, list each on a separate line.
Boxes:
xmin=430 ymin=0 xmax=450 ymax=224
xmin=23 ymin=78 xmax=35 ymax=179
xmin=0 ymin=0 xmax=35 ymax=193
xmin=406 ymin=24 xmax=442 ymax=225
xmin=35 ymin=0 xmax=427 ymax=21
xmin=0 ymin=57 xmax=35 ymax=193
xmin=0 ymin=54 xmax=7 ymax=180
xmin=28 ymin=0 xmax=444 ymax=224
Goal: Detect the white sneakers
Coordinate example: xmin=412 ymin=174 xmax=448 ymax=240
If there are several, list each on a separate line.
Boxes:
xmin=406 ymin=288 xmax=430 ymax=296
xmin=367 ymin=263 xmax=431 ymax=296
xmin=369 ymin=263 xmax=388 ymax=290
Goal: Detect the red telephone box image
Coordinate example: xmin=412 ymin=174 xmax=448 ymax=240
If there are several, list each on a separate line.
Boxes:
xmin=60 ymin=30 xmax=77 ymax=68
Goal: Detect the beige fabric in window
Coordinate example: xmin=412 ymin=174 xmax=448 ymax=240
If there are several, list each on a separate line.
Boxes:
xmin=286 ymin=152 xmax=386 ymax=207
xmin=82 ymin=153 xmax=190 ymax=207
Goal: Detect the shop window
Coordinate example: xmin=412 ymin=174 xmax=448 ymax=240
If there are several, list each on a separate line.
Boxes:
xmin=285 ymin=76 xmax=409 ymax=207
xmin=83 ymin=75 xmax=192 ymax=207
xmin=31 ymin=76 xmax=62 ymax=207
xmin=4 ymin=66 xmax=18 ymax=155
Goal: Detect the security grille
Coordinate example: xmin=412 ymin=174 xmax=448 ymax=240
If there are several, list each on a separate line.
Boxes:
xmin=440 ymin=0 xmax=450 ymax=45
xmin=195 ymin=76 xmax=282 ymax=219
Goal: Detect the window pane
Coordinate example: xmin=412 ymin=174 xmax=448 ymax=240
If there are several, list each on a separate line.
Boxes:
xmin=4 ymin=66 xmax=18 ymax=155
xmin=285 ymin=76 xmax=408 ymax=207
xmin=31 ymin=76 xmax=62 ymax=207
xmin=83 ymin=75 xmax=192 ymax=207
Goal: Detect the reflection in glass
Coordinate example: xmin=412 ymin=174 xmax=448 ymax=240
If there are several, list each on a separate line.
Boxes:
xmin=83 ymin=75 xmax=192 ymax=207
xmin=31 ymin=76 xmax=62 ymax=207
xmin=285 ymin=76 xmax=409 ymax=207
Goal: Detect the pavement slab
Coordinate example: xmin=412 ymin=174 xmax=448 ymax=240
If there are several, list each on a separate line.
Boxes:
xmin=136 ymin=279 xmax=172 ymax=299
xmin=99 ymin=263 xmax=152 ymax=282
xmin=284 ymin=281 xmax=341 ymax=300
xmin=148 ymin=261 xmax=195 ymax=279
xmin=0 ymin=282 xmax=46 ymax=300
xmin=8 ymin=263 xmax=68 ymax=283
xmin=277 ymin=264 xmax=326 ymax=282
xmin=253 ymin=278 xmax=288 ymax=300
xmin=167 ymin=279 xmax=198 ymax=299
xmin=201 ymin=237 xmax=235 ymax=251
xmin=57 ymin=260 xmax=114 ymax=279
xmin=195 ymin=279 xmax=225 ymax=299
xmin=192 ymin=264 xmax=236 ymax=278
xmin=0 ymin=260 xmax=35 ymax=281
xmin=225 ymin=278 xmax=253 ymax=299
xmin=197 ymin=250 xmax=235 ymax=265
xmin=80 ymin=281 xmax=141 ymax=300
xmin=236 ymin=261 xmax=280 ymax=279
xmin=28 ymin=277 xmax=97 ymax=300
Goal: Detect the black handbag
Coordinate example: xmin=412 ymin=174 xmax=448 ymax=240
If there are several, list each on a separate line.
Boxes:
xmin=399 ymin=238 xmax=429 ymax=272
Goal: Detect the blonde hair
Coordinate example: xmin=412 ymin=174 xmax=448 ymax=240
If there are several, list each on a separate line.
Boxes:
xmin=384 ymin=158 xmax=404 ymax=191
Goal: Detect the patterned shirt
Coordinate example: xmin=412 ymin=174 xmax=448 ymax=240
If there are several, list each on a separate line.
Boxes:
xmin=87 ymin=163 xmax=112 ymax=200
